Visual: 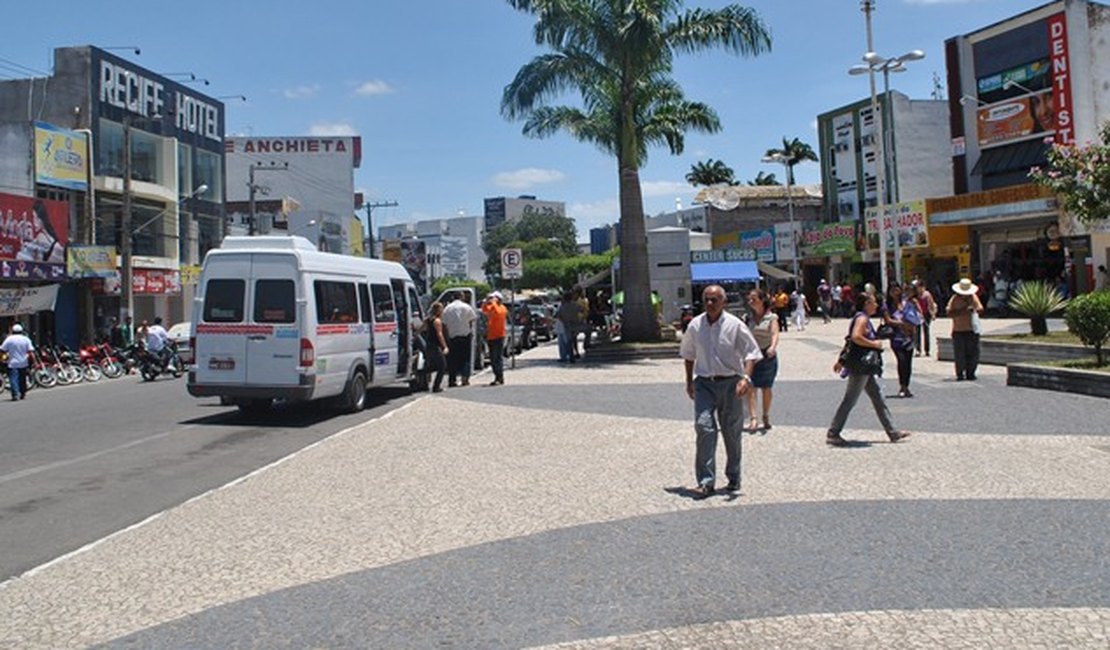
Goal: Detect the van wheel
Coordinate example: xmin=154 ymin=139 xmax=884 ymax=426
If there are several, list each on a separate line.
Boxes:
xmin=344 ymin=372 xmax=367 ymax=413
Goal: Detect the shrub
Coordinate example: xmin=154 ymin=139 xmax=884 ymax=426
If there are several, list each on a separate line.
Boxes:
xmin=1064 ymin=291 xmax=1110 ymax=366
xmin=1008 ymin=281 xmax=1068 ymax=335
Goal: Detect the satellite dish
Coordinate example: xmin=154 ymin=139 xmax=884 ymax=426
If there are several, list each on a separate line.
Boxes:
xmin=695 ymin=184 xmax=740 ymax=211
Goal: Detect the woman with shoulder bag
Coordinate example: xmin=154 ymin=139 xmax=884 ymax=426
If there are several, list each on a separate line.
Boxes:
xmin=826 ymin=293 xmax=912 ymax=446
xmin=745 ymin=289 xmax=780 ymax=432
xmin=884 ymin=283 xmax=921 ymax=398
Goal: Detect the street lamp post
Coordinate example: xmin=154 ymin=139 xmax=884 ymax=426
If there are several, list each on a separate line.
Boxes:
xmin=850 ymin=0 xmax=924 ymax=290
xmin=761 ymin=153 xmax=800 ymax=289
xmin=120 ymin=116 xmax=134 ymax=322
xmin=122 ymin=184 xmax=208 ymax=322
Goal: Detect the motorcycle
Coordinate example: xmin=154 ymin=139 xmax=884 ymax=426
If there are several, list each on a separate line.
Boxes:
xmin=139 ymin=341 xmax=184 ymax=381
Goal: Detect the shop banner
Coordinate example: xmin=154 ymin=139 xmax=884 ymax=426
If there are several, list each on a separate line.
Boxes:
xmin=34 ymin=122 xmax=89 ymax=191
xmin=798 ymin=222 xmax=857 ymax=257
xmin=691 ymin=248 xmax=755 ymax=263
xmin=0 ymin=284 xmax=59 ymax=317
xmin=0 ymin=259 xmax=66 ymax=281
xmin=865 ymin=200 xmax=929 ymax=250
xmin=976 ymin=93 xmax=1054 ymax=146
xmin=67 ymin=245 xmax=118 ymax=278
xmin=180 ymin=264 xmax=202 ymax=286
xmin=739 ymin=229 xmax=776 ymax=262
xmin=91 ymin=269 xmax=182 ymax=296
xmin=775 ymin=222 xmax=802 ymax=261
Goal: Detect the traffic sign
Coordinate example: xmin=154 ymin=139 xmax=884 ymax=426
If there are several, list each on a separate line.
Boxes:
xmin=501 ymin=248 xmax=523 ymax=278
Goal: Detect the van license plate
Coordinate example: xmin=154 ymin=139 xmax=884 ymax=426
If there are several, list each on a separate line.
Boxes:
xmin=209 ymin=358 xmax=235 ymax=370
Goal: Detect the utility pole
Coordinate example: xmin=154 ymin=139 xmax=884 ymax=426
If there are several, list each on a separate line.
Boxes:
xmin=247 ymin=162 xmax=288 ymax=235
xmin=120 ymin=116 xmax=133 ymax=322
xmin=363 ymin=200 xmax=398 ymax=258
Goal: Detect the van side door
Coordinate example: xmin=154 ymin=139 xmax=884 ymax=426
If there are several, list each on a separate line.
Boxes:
xmin=369 ymin=283 xmax=397 ymax=383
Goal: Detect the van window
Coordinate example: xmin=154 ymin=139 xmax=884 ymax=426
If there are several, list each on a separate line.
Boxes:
xmin=254 ymin=279 xmax=295 ymax=323
xmin=203 ymin=279 xmax=245 ymax=322
xmin=407 ymin=286 xmax=424 ymax=323
xmin=358 ymin=283 xmax=371 ymax=323
xmin=315 ymin=280 xmax=359 ymax=324
xmin=370 ymin=284 xmax=395 ymax=324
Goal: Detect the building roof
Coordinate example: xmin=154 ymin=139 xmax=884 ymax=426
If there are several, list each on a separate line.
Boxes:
xmin=693 ymin=184 xmax=823 ymax=211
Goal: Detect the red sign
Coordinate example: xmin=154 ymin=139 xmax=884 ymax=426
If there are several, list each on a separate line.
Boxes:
xmin=1049 ymin=12 xmax=1074 ymax=144
xmin=0 ymin=193 xmax=69 ymax=264
xmin=90 ymin=268 xmax=182 ymax=295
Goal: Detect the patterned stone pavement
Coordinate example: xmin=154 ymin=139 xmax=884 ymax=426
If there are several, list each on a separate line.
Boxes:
xmin=0 ymin=317 xmax=1107 ymax=649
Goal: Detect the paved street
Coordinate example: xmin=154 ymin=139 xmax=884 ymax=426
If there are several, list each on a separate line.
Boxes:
xmin=0 ymin=317 xmax=1107 ymax=648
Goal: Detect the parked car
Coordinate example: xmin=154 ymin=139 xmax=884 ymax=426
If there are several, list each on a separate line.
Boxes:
xmin=527 ymin=303 xmax=555 ymax=341
xmin=167 ymin=321 xmax=192 ymax=365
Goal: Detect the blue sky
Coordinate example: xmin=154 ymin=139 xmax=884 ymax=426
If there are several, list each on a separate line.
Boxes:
xmin=2 ymin=0 xmax=1050 ymax=241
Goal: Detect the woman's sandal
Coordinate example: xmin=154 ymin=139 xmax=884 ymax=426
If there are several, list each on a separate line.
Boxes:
xmin=746 ymin=417 xmax=760 ymax=432
xmin=888 ymin=430 xmax=912 ymax=443
xmin=763 ymin=415 xmax=772 ymax=430
xmin=826 ymin=433 xmax=849 ymax=447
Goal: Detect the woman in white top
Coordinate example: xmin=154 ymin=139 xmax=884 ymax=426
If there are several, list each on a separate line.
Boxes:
xmin=746 ymin=289 xmax=780 ymax=432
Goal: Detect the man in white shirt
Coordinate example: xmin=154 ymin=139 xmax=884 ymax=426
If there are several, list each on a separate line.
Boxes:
xmin=679 ymin=285 xmax=762 ymax=499
xmin=441 ymin=292 xmax=478 ymax=387
xmin=146 ymin=317 xmax=170 ymax=369
xmin=0 ymin=323 xmax=35 ymax=400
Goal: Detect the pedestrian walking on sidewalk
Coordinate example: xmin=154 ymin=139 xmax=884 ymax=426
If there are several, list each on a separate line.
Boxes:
xmin=946 ymin=278 xmax=985 ymax=381
xmin=680 ymin=285 xmax=762 ymax=498
xmin=745 ymin=289 xmax=779 ymax=432
xmin=481 ymin=291 xmax=508 ymax=386
xmin=826 ymin=293 xmax=912 ymax=446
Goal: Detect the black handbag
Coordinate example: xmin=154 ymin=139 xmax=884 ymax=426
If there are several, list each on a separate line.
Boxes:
xmin=844 ymin=342 xmax=883 ymax=374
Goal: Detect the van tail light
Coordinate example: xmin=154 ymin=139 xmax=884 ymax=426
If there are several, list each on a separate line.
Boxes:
xmin=299 ymin=338 xmax=315 ymax=367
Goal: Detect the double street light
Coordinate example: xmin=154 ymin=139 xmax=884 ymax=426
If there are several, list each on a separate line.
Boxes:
xmin=849 ymin=1 xmax=924 ymax=291
xmin=121 ymin=184 xmax=207 ymax=322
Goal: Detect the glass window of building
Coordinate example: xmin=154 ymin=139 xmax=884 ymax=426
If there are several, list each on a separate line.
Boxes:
xmin=97 ymin=119 xmax=124 ymax=179
xmin=193 ymin=149 xmax=222 ymax=202
xmin=178 ymin=144 xmax=193 ymax=194
xmin=130 ymin=129 xmax=163 ymax=184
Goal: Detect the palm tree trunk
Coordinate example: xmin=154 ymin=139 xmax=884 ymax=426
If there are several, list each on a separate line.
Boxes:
xmin=618 ymin=163 xmax=657 ymax=342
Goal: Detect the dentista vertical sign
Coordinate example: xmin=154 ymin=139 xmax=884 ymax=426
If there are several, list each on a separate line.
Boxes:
xmin=1048 ymin=12 xmax=1074 ymax=144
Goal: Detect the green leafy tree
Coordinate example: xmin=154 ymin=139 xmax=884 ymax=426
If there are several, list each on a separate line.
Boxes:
xmin=764 ymin=137 xmax=818 ymax=185
xmin=481 ymin=212 xmax=579 ymax=279
xmin=685 ymin=158 xmax=736 ymax=186
xmin=747 ymin=170 xmax=780 ymax=186
xmin=1064 ymin=291 xmax=1110 ymax=366
xmin=1030 ymin=122 xmax=1110 ymax=228
xmin=502 ymin=0 xmax=772 ymax=341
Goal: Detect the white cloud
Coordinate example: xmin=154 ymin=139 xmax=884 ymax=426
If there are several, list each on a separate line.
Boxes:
xmin=567 ymin=199 xmax=620 ymax=236
xmin=283 ymin=84 xmax=320 ymax=100
xmin=308 ymin=121 xmax=358 ymax=136
xmin=492 ymin=167 xmax=566 ymax=190
xmin=355 ymin=80 xmax=396 ymax=96
xmin=640 ymin=179 xmax=697 ymax=198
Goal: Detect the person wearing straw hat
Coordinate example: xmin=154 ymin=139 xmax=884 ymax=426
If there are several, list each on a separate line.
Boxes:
xmin=946 ymin=278 xmax=985 ymax=381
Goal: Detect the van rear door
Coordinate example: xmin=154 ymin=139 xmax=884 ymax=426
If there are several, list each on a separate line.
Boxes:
xmin=196 ymin=258 xmax=251 ymax=385
xmin=245 ymin=254 xmax=301 ymax=385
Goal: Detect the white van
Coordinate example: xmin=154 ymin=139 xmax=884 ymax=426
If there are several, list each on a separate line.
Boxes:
xmin=187 ymin=236 xmax=423 ymax=412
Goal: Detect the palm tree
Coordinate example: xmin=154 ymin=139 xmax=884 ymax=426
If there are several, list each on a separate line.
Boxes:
xmin=747 ymin=171 xmax=780 ymax=186
xmin=686 ymin=158 xmax=736 ymax=187
xmin=502 ymin=0 xmax=772 ymax=342
xmin=764 ymin=137 xmax=818 ymax=185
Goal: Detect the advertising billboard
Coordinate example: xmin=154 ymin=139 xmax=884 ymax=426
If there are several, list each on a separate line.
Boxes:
xmin=0 ymin=193 xmax=69 ymax=281
xmin=739 ymin=229 xmax=776 ymax=262
xmin=864 ymin=200 xmax=929 ymax=250
xmin=975 ymin=92 xmax=1054 ymax=146
xmin=34 ymin=122 xmax=89 ymax=191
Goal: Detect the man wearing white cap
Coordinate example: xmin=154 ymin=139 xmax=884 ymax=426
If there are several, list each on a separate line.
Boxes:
xmin=1 ymin=323 xmax=35 ymax=400
xmin=946 ymin=278 xmax=985 ymax=381
xmin=481 ymin=291 xmax=509 ymax=385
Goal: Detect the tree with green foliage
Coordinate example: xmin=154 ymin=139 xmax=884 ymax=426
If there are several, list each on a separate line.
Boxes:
xmin=431 ymin=277 xmax=490 ymax=300
xmin=748 ymin=170 xmax=780 ymax=186
xmin=1030 ymin=122 xmax=1110 ymax=229
xmin=502 ymin=0 xmax=771 ymax=341
xmin=1064 ymin=291 xmax=1110 ymax=366
xmin=764 ymin=137 xmax=818 ymax=185
xmin=685 ymin=158 xmax=736 ymax=186
xmin=481 ymin=211 xmax=578 ymax=280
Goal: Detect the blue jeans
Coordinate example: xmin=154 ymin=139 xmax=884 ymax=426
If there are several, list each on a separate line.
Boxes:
xmin=828 ymin=373 xmax=896 ymax=436
xmin=8 ymin=366 xmax=27 ymax=399
xmin=488 ymin=337 xmax=504 ymax=382
xmin=693 ymin=376 xmax=744 ymax=488
xmin=557 ymin=328 xmax=573 ymax=362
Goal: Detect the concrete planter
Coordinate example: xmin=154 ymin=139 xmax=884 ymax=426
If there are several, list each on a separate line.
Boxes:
xmin=1007 ymin=363 xmax=1110 ymax=399
xmin=584 ymin=341 xmax=680 ymax=363
xmin=937 ymin=337 xmax=1094 ymax=366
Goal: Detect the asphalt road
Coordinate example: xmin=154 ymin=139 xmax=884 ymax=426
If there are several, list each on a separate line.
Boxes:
xmin=0 ymin=371 xmax=420 ymax=581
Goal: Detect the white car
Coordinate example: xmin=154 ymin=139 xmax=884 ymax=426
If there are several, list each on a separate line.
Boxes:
xmin=167 ymin=322 xmax=192 ymax=364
